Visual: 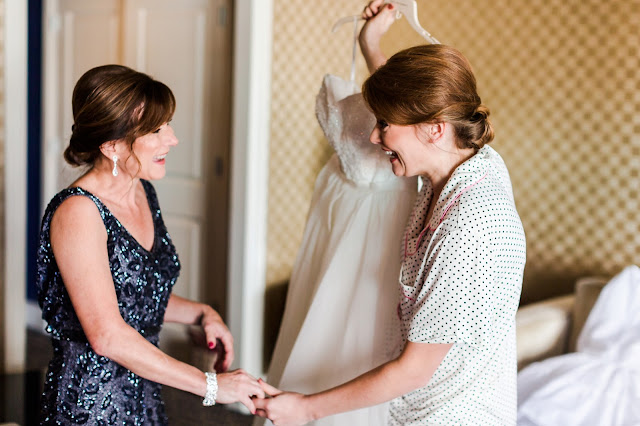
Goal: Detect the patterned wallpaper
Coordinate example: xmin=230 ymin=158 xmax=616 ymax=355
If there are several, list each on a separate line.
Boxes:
xmin=267 ymin=0 xmax=370 ymax=286
xmin=267 ymin=0 xmax=640 ymax=303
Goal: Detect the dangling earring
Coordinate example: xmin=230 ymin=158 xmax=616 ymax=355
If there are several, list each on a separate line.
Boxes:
xmin=112 ymin=155 xmax=119 ymax=177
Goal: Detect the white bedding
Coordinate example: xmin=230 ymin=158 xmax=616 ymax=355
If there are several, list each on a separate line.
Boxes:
xmin=517 ymin=265 xmax=640 ymax=426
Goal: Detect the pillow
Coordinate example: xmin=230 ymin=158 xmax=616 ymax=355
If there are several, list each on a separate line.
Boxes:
xmin=568 ymin=277 xmax=608 ymax=352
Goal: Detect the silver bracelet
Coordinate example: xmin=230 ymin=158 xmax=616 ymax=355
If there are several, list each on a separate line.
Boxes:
xmin=203 ymin=372 xmax=218 ymax=406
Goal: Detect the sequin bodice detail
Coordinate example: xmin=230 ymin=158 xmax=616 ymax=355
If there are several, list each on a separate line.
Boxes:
xmin=37 ymin=180 xmax=180 ymax=425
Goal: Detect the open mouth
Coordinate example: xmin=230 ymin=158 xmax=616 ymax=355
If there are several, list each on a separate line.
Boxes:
xmin=153 ymin=154 xmax=167 ymax=162
xmin=383 ymin=149 xmax=398 ymax=161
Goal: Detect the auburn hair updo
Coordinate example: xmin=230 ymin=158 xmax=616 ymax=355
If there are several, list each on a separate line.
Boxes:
xmin=64 ymin=64 xmax=176 ymax=167
xmin=362 ymin=44 xmax=494 ymax=150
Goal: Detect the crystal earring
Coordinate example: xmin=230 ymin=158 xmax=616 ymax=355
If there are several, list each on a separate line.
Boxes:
xmin=112 ymin=155 xmax=119 ymax=177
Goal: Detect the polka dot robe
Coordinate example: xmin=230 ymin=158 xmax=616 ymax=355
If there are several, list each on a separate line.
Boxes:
xmin=389 ymin=146 xmax=526 ymax=425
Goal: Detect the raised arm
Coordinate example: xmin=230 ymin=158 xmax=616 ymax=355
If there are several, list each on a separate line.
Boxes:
xmin=359 ymin=0 xmax=397 ymax=73
xmin=255 ymin=341 xmax=452 ymax=425
xmin=50 ymin=196 xmax=263 ymax=413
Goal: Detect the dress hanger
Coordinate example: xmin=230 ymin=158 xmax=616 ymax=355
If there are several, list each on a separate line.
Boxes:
xmin=331 ymin=1 xmax=439 ymax=44
xmin=391 ymin=0 xmax=439 ymax=44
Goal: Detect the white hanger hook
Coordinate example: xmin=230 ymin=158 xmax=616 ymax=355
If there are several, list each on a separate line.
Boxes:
xmin=331 ymin=1 xmax=439 ymax=44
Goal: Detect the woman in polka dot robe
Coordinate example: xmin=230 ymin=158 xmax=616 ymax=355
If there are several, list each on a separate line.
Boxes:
xmin=255 ymin=1 xmax=526 ymax=424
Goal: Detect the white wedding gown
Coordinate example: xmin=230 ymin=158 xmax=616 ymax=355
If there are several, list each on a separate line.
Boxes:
xmin=257 ymin=75 xmax=417 ymax=426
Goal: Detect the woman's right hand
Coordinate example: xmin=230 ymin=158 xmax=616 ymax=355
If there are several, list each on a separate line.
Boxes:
xmin=215 ymin=369 xmax=265 ymax=414
xmin=254 ymin=381 xmax=313 ymax=426
xmin=359 ymin=1 xmax=398 ymax=72
xmin=360 ymin=1 xmax=396 ymax=45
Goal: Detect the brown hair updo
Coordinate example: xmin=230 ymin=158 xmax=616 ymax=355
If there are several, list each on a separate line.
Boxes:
xmin=64 ymin=64 xmax=176 ymax=166
xmin=362 ymin=44 xmax=494 ymax=150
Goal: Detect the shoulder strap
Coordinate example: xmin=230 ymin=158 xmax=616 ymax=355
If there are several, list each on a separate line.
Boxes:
xmin=140 ymin=179 xmax=161 ymax=220
xmin=41 ymin=187 xmax=111 ymax=233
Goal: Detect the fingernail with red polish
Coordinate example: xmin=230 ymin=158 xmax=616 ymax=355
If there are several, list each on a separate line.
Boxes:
xmin=389 ymin=4 xmax=394 ymax=9
xmin=208 ymin=341 xmax=215 ymax=349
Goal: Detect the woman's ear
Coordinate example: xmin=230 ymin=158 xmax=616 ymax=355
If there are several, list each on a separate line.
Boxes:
xmin=99 ymin=140 xmax=117 ymax=158
xmin=428 ymin=122 xmax=445 ymax=142
xmin=418 ymin=123 xmax=446 ymax=144
xmin=100 ymin=140 xmax=130 ymax=159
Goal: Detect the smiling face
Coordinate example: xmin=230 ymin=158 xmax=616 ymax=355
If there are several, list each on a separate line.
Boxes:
xmin=118 ymin=122 xmax=179 ymax=180
xmin=369 ymin=119 xmax=428 ymax=177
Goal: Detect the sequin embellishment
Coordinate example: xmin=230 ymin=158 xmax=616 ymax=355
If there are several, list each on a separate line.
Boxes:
xmin=37 ymin=180 xmax=180 ymax=425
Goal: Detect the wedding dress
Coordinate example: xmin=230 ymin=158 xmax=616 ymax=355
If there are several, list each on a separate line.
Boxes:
xmin=259 ymin=74 xmax=417 ymax=425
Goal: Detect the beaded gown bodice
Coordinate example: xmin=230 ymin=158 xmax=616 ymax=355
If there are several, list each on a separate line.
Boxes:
xmin=37 ymin=179 xmax=180 ymax=425
xmin=315 ymin=74 xmax=402 ymax=185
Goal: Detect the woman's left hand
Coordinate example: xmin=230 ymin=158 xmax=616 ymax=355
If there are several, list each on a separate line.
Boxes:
xmin=200 ymin=308 xmax=234 ymax=372
xmin=254 ymin=380 xmax=313 ymax=426
xmin=165 ymin=295 xmax=235 ymax=371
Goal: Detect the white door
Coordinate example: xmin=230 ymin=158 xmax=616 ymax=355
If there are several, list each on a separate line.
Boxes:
xmin=42 ymin=0 xmax=122 ymax=205
xmin=42 ymin=0 xmax=233 ymax=363
xmin=122 ymin=0 xmax=222 ymax=303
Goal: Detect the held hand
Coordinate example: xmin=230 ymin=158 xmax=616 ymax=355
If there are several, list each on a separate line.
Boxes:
xmin=200 ymin=308 xmax=234 ymax=371
xmin=254 ymin=380 xmax=313 ymax=426
xmin=216 ymin=369 xmax=265 ymax=414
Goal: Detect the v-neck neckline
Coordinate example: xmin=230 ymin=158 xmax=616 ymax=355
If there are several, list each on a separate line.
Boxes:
xmin=69 ymin=181 xmax=158 ymax=255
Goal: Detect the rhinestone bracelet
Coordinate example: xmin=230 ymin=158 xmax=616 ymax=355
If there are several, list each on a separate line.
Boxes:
xmin=203 ymin=372 xmax=218 ymax=406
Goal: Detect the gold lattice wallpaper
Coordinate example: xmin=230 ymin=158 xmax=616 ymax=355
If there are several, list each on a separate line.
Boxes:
xmin=267 ymin=0 xmax=640 ymax=304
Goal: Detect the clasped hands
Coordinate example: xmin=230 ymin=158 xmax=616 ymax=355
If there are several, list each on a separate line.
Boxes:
xmin=193 ymin=311 xmax=309 ymax=421
xmin=253 ymin=380 xmax=313 ymax=426
xmin=215 ymin=372 xmax=310 ymax=424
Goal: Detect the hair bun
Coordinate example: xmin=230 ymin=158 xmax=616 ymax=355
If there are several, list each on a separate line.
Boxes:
xmin=470 ymin=104 xmax=494 ymax=148
xmin=472 ymin=105 xmax=490 ymax=121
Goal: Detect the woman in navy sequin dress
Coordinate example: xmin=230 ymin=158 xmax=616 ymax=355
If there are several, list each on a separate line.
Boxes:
xmin=37 ymin=65 xmax=264 ymax=425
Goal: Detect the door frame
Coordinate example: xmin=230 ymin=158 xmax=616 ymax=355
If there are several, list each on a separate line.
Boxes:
xmin=2 ymin=0 xmax=28 ymax=373
xmin=228 ymin=0 xmax=273 ymax=376
xmin=1 ymin=0 xmax=273 ymax=376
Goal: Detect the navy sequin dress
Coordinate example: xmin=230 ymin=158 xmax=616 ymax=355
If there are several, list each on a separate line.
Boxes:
xmin=37 ymin=180 xmax=180 ymax=425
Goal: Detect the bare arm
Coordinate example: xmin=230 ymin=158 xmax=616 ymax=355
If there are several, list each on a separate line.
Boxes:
xmin=359 ymin=0 xmax=397 ymax=73
xmin=255 ymin=341 xmax=452 ymax=425
xmin=50 ymin=196 xmax=263 ymax=412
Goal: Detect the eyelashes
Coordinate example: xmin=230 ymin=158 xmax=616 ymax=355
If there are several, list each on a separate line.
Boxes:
xmin=377 ymin=119 xmax=389 ymax=129
xmin=152 ymin=119 xmax=172 ymax=134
